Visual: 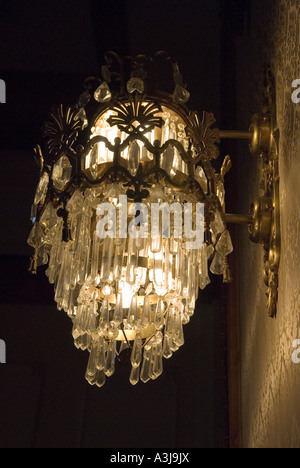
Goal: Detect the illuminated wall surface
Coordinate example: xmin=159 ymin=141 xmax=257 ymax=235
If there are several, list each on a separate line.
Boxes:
xmin=236 ymin=0 xmax=300 ymax=448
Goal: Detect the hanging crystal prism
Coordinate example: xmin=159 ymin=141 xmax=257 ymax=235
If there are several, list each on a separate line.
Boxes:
xmin=27 ymin=222 xmax=45 ymax=249
xmin=89 ymin=144 xmax=99 ymax=180
xmin=210 ymin=209 xmax=225 ymax=236
xmin=39 ymin=202 xmax=58 ymax=230
xmin=194 ymin=166 xmax=208 ymax=193
xmin=30 ymin=204 xmax=37 ymax=224
xmin=210 ymin=251 xmax=225 ymax=275
xmin=216 ymin=180 xmax=225 ymax=206
xmin=66 ymin=190 xmax=84 ymax=214
xmin=173 ymin=84 xmax=190 ymax=104
xmin=34 ymin=171 xmax=49 ymax=205
xmin=52 ymin=155 xmax=72 ymax=191
xmin=161 ymin=146 xmax=175 ymax=174
xmin=215 ymin=229 xmax=233 ymax=256
xmin=128 ymin=141 xmax=140 ymax=176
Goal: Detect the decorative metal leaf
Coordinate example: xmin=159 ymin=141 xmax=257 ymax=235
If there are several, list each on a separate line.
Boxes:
xmin=42 ymin=104 xmax=83 ymax=155
xmin=107 ymin=94 xmax=164 ymax=135
xmin=186 ymin=111 xmax=220 ymax=160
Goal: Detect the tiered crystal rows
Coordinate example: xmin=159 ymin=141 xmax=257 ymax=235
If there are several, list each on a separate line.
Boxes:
xmin=28 ymin=181 xmax=233 ymax=387
xmin=28 ymin=101 xmax=233 ymax=386
xmin=85 ymin=107 xmax=190 ymax=179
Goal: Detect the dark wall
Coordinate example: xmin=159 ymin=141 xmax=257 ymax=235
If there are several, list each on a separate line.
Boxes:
xmin=0 ymin=0 xmax=230 ymax=448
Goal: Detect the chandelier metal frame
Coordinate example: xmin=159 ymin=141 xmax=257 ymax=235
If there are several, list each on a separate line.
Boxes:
xmin=28 ymin=52 xmax=280 ymax=387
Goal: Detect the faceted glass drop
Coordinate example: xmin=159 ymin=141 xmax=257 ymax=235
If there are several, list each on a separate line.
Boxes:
xmin=129 ymin=365 xmax=140 ymax=385
xmin=95 ymin=337 xmax=106 ymax=370
xmin=36 ymin=244 xmax=48 ymax=266
xmin=39 ymin=202 xmax=58 ymax=229
xmin=210 ymin=251 xmax=224 ymax=275
xmin=128 ymin=295 xmax=138 ymax=326
xmin=89 ymin=144 xmax=99 ymax=180
xmin=163 ymin=335 xmax=173 ymax=359
xmin=149 ymin=184 xmax=165 ymax=202
xmin=66 ymin=189 xmax=84 ymax=214
xmin=130 ymin=332 xmax=142 ymax=367
xmin=198 ymin=244 xmax=211 ymax=289
xmin=52 ymin=155 xmax=72 ymax=191
xmin=194 ymin=166 xmax=208 ymax=193
xmin=126 ymin=77 xmax=144 ymax=94
xmin=86 ymin=342 xmax=98 ymax=377
xmin=145 ymin=282 xmax=154 ymax=296
xmin=34 ymin=171 xmax=49 ymax=205
xmin=141 ymin=296 xmax=151 ymax=328
xmin=75 ymin=107 xmax=88 ymax=128
xmin=104 ymin=341 xmax=116 ymax=377
xmin=155 ymin=299 xmax=165 ymax=329
xmin=27 ymin=222 xmax=44 ymax=248
xmin=140 ymin=353 xmax=151 ymax=383
xmin=216 ymin=180 xmax=225 ymax=206
xmin=173 ymin=84 xmax=190 ymax=104
xmin=210 ymin=209 xmax=225 ymax=236
xmin=161 ymin=146 xmax=175 ymax=174
xmin=30 ymin=204 xmax=37 ymax=223
xmin=94 ymin=81 xmax=112 ymax=103
xmin=98 ymin=299 xmax=109 ymax=333
xmin=112 ymin=293 xmax=123 ymax=325
xmin=215 ymin=229 xmax=233 ymax=256
xmin=78 ymin=91 xmax=91 ymax=107
xmin=206 ymin=243 xmax=215 ymax=259
xmin=128 ymin=141 xmax=140 ymax=175
xmin=95 ymin=369 xmax=106 ymax=388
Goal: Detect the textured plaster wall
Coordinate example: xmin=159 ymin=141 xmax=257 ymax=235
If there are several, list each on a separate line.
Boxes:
xmin=236 ymin=0 xmax=300 ymax=448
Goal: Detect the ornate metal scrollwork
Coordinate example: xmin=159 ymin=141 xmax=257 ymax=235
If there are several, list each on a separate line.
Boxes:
xmin=42 ymin=104 xmax=84 ymax=155
xmin=107 ymin=94 xmax=164 ymax=135
xmin=185 ymin=111 xmax=220 ymax=162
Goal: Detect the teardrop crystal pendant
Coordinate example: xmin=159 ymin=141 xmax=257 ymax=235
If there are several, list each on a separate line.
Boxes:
xmin=173 ymin=84 xmax=190 ymax=104
xmin=94 ymin=81 xmax=112 ymax=103
xmin=52 ymin=155 xmax=72 ymax=191
xmin=215 ymin=229 xmax=233 ymax=256
xmin=27 ymin=222 xmax=45 ymax=249
xmin=126 ymin=77 xmax=144 ymax=94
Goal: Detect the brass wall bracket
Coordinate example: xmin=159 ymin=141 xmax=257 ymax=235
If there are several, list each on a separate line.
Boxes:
xmin=249 ymin=69 xmax=280 ymax=317
xmin=248 ymin=111 xmax=280 ymax=317
xmin=222 ymin=70 xmax=281 ymax=317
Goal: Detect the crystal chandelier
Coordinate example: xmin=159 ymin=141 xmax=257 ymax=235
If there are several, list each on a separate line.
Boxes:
xmin=28 ymin=53 xmax=280 ymax=387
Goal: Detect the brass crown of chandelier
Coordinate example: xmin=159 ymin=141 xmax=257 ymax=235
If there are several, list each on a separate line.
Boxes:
xmin=28 ymin=51 xmax=252 ymax=387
